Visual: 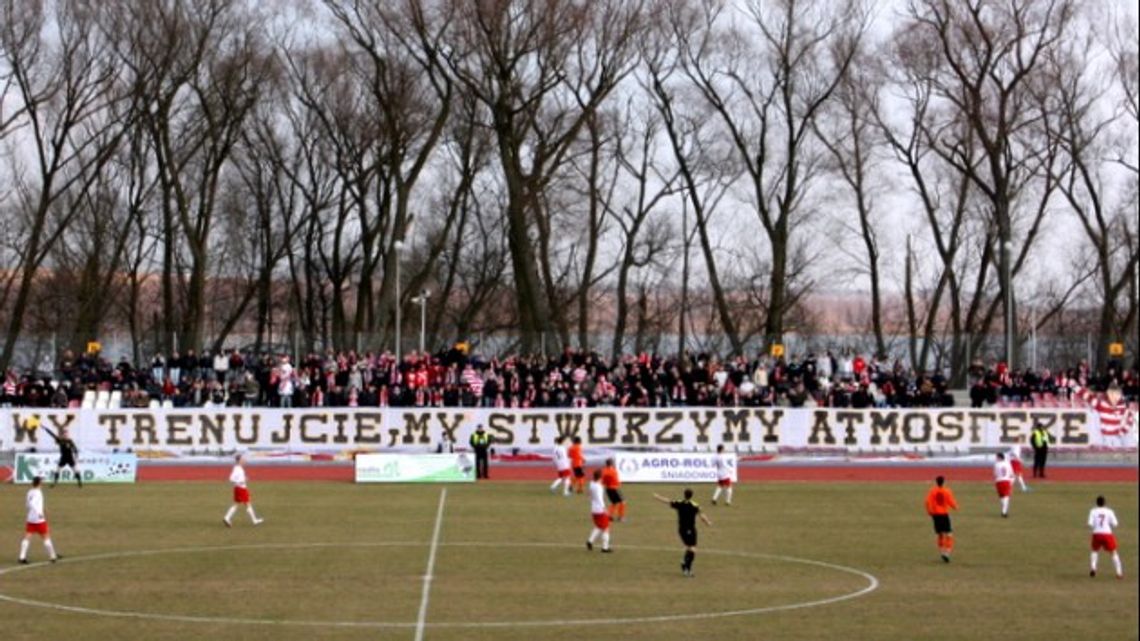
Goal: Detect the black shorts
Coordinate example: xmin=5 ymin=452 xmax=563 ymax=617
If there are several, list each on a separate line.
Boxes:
xmin=931 ymin=514 xmax=952 ymax=534
xmin=605 ymin=488 xmax=624 ymax=504
xmin=679 ymin=528 xmax=698 ymax=547
xmin=59 ymin=455 xmax=77 ymax=468
xmin=573 ymin=467 xmax=585 ymax=478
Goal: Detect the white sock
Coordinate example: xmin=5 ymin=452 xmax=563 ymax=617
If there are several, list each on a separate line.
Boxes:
xmin=588 ymin=527 xmax=600 ymax=543
xmin=712 ymin=487 xmax=722 ymax=502
xmin=551 ymin=478 xmax=562 ymax=491
xmin=246 ymin=505 xmax=259 ymax=522
xmin=44 ymin=539 xmax=56 ymax=559
xmin=19 ymin=539 xmax=29 ymax=560
xmin=601 ymin=531 xmax=610 ymax=550
xmin=1113 ymin=552 xmax=1123 ymax=576
xmin=1091 ymin=551 xmax=1099 ymax=571
xmin=726 ymin=487 xmax=734 ymax=503
xmin=563 ymin=479 xmax=571 ymax=494
xmin=1000 ymin=497 xmax=1009 ymax=515
xmin=1017 ymin=476 xmax=1027 ymax=490
xmin=224 ymin=505 xmax=237 ymax=521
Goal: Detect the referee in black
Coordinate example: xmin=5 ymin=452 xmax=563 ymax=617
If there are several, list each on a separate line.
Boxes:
xmin=654 ymin=489 xmax=712 ymax=577
xmin=42 ymin=426 xmax=82 ymax=488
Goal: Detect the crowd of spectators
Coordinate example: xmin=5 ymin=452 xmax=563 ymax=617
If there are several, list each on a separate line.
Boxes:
xmin=1 ymin=345 xmax=1136 ymax=411
xmin=968 ymin=358 xmax=1139 ymax=408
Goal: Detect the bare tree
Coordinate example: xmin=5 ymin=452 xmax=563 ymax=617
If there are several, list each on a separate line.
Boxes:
xmin=1047 ymin=20 xmax=1140 ymax=368
xmin=110 ymin=0 xmax=277 ymax=353
xmin=608 ymin=101 xmax=679 ymax=360
xmin=900 ymin=0 xmax=1075 ymax=368
xmin=440 ymin=0 xmax=650 ymax=353
xmin=813 ymin=50 xmax=889 ymax=358
xmin=0 ymin=0 xmax=130 ymax=369
xmin=670 ymin=0 xmax=866 ymax=352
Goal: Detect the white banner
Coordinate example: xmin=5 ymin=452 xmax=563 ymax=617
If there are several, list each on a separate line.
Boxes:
xmin=12 ymin=453 xmax=138 ymax=484
xmin=615 ymin=452 xmax=737 ymax=483
xmin=354 ymin=453 xmax=476 ymax=483
xmin=2 ymin=405 xmax=1135 ymax=458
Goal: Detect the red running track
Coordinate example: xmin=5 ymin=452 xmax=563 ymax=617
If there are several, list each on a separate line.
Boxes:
xmin=126 ymin=464 xmax=1139 ymax=483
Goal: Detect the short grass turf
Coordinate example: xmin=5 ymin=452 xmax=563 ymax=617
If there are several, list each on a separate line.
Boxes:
xmin=0 ymin=479 xmax=1135 ymax=641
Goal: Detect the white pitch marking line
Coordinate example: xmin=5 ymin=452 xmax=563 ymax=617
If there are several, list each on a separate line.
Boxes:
xmin=415 ymin=488 xmax=447 ymax=641
xmin=0 ymin=541 xmax=879 ymax=628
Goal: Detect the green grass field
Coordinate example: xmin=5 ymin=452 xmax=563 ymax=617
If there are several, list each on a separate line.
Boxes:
xmin=0 ymin=478 xmax=1136 ymax=641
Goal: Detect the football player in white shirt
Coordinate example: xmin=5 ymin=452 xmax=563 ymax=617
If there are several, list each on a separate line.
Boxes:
xmin=223 ymin=454 xmax=264 ymax=527
xmin=585 ymin=470 xmax=612 ymax=553
xmin=993 ymin=453 xmax=1015 ymax=518
xmin=711 ymin=444 xmax=735 ymax=506
xmin=19 ymin=476 xmax=59 ymax=564
xmin=1088 ymin=495 xmax=1123 ymax=579
xmin=1007 ymin=446 xmax=1029 ymax=492
xmin=549 ymin=436 xmax=572 ymax=496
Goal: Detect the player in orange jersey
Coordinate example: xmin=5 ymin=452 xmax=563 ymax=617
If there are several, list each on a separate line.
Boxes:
xmin=924 ymin=475 xmax=958 ymax=563
xmin=601 ymin=458 xmax=626 ymax=522
xmin=568 ymin=437 xmax=586 ymax=493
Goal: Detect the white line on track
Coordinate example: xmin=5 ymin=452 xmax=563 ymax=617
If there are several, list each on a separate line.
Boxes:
xmin=415 ymin=489 xmax=447 ymax=641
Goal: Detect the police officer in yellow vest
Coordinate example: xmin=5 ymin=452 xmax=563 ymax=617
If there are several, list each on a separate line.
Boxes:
xmin=1030 ymin=422 xmax=1053 ymax=479
xmin=469 ymin=424 xmax=491 ymax=479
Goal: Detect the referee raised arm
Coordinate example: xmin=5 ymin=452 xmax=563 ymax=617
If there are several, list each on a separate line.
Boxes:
xmin=654 ymin=489 xmax=712 ymax=577
xmin=41 ymin=426 xmax=81 ymax=488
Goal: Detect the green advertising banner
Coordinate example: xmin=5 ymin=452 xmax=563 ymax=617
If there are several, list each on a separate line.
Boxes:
xmin=13 ymin=453 xmax=138 ymax=484
xmin=354 ymin=453 xmax=476 ymax=483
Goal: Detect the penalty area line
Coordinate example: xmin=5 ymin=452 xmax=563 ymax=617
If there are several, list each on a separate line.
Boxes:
xmin=415 ymin=488 xmax=447 ymax=641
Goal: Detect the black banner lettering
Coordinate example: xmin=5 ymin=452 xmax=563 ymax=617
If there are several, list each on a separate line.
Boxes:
xmin=132 ymin=414 xmax=159 ymax=446
xmin=588 ymin=413 xmax=617 ymax=444
xmin=654 ymin=412 xmax=683 ymax=444
xmin=721 ymin=409 xmax=752 ymax=443
xmin=437 ymin=413 xmax=464 ymax=444
xmin=689 ymin=411 xmax=717 ymax=444
xmin=402 ymin=413 xmax=431 ymax=444
xmin=96 ymin=414 xmax=124 ymax=446
xmin=621 ymin=412 xmax=650 ymax=445
xmin=198 ymin=414 xmax=225 ymax=445
xmin=832 ymin=411 xmax=861 ymax=446
xmin=902 ymin=413 xmax=932 ymax=444
xmin=331 ymin=414 xmax=350 ymax=444
xmin=1060 ymin=412 xmax=1089 ymax=444
xmin=520 ymin=414 xmax=547 ymax=445
xmin=868 ymin=411 xmax=899 ymax=445
xmin=234 ymin=414 xmax=260 ymax=444
xmin=935 ymin=412 xmax=964 ymax=442
xmin=757 ymin=410 xmax=782 ymax=444
xmin=354 ymin=413 xmax=383 ymax=444
xmin=487 ymin=413 xmax=515 ymax=445
xmin=808 ymin=411 xmax=836 ymax=445
xmin=967 ymin=412 xmax=996 ymax=444
xmin=166 ymin=415 xmax=193 ymax=446
xmin=999 ymin=412 xmax=1029 ymax=444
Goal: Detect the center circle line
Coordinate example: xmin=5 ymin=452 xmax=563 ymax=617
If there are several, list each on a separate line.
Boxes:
xmin=0 ymin=541 xmax=879 ymax=628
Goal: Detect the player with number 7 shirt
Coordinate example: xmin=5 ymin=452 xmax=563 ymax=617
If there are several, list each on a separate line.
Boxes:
xmin=1088 ymin=495 xmax=1124 ymax=579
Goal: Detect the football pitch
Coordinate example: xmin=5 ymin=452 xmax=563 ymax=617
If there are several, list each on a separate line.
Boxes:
xmin=0 ymin=478 xmax=1136 ymax=641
